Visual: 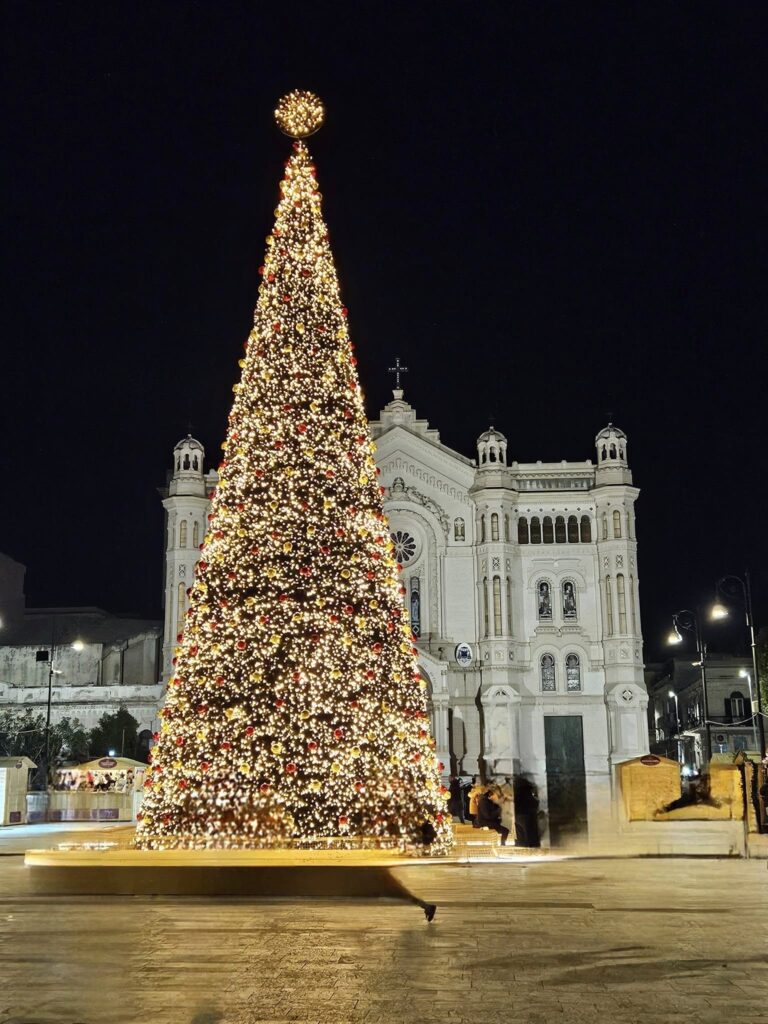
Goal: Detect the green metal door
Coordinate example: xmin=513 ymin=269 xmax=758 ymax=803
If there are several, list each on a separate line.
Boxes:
xmin=544 ymin=716 xmax=588 ymax=845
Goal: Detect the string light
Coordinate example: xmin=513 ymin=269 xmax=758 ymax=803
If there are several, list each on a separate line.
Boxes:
xmin=134 ymin=93 xmax=451 ymax=855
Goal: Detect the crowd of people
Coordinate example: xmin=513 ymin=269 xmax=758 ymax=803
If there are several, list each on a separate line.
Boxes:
xmin=447 ymin=774 xmax=542 ymax=847
xmin=53 ymin=769 xmax=137 ymax=793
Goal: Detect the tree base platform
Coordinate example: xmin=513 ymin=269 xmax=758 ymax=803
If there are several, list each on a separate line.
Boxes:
xmin=23 ymin=842 xmax=439 ymax=918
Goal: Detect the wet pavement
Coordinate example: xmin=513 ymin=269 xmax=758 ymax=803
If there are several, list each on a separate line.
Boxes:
xmin=0 ymin=824 xmax=766 ymax=1024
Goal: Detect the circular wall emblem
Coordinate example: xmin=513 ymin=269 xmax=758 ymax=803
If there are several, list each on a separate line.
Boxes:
xmin=390 ymin=530 xmax=417 ymax=564
xmin=455 ymin=642 xmax=473 ymax=667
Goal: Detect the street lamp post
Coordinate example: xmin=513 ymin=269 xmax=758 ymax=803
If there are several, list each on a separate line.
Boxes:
xmin=37 ymin=635 xmax=86 ymax=795
xmin=739 ymin=669 xmax=759 ymax=754
xmin=667 ymin=609 xmax=711 ymax=769
xmin=710 ymin=571 xmax=766 ymax=761
xmin=668 ymin=688 xmax=681 ymax=763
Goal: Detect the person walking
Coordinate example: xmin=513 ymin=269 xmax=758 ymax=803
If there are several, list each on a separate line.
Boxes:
xmin=474 ymin=788 xmax=509 ymax=845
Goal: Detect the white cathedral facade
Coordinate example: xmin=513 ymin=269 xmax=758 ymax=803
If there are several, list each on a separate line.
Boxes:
xmin=161 ymin=390 xmax=649 ymax=844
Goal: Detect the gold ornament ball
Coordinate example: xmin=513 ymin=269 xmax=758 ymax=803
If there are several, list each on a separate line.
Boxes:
xmin=274 ymin=90 xmax=325 ymax=138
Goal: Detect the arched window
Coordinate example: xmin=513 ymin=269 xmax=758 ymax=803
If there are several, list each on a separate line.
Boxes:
xmin=626 ymin=511 xmax=633 ymax=539
xmin=566 ymin=654 xmax=581 ymax=692
xmin=728 ymin=692 xmax=746 ymax=719
xmin=489 ymin=448 xmax=497 ymax=463
xmin=609 ymin=444 xmax=617 ymax=459
xmin=601 ymin=445 xmax=607 ymax=461
xmin=480 ymin=515 xmax=486 ymax=543
xmin=605 ymin=576 xmax=614 ymax=635
xmin=192 ymin=521 xmax=200 ymax=549
xmin=183 ymin=453 xmax=191 ymax=470
xmin=616 ymin=573 xmax=627 ymax=632
xmin=493 ymin=576 xmax=502 ymax=636
xmin=537 ymin=580 xmax=552 ymax=621
xmin=580 ymin=515 xmax=592 ymax=543
xmin=542 ymin=516 xmax=554 ymax=543
xmin=176 ymin=582 xmax=186 ymax=639
xmin=567 ymin=515 xmax=579 ymax=543
xmin=179 ymin=520 xmax=188 ymax=548
xmin=629 ymin=575 xmax=637 ymax=633
xmin=193 ymin=455 xmax=199 ymax=471
xmin=453 ymin=517 xmax=465 ymax=541
xmin=530 ymin=517 xmax=542 ymax=544
xmin=481 ymin=450 xmax=487 ymax=464
xmin=482 ymin=578 xmax=489 ymax=637
xmin=540 ymin=654 xmax=556 ymax=692
xmin=504 ymin=514 xmax=510 ymax=542
xmin=555 ymin=516 xmax=566 ymax=543
xmin=491 ymin=513 xmax=499 ymax=541
xmin=619 ymin=447 xmax=625 ymax=459
xmin=602 ymin=513 xmax=608 ymax=540
xmin=506 ymin=577 xmax=513 ymax=634
xmin=518 ymin=517 xmax=529 ymax=544
xmin=613 ymin=510 xmax=622 ymax=539
xmin=176 ymin=456 xmax=181 ymax=471
xmin=562 ymin=581 xmax=577 ymax=621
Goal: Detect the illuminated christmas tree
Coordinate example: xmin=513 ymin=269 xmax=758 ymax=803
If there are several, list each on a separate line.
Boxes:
xmin=135 ymin=91 xmax=451 ymax=853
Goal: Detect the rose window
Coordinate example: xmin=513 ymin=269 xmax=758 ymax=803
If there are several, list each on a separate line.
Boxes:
xmin=391 ymin=530 xmax=417 ymax=564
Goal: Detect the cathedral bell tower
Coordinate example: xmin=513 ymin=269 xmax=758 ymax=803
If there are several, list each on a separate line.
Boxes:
xmin=593 ymin=423 xmax=647 ymax=761
xmin=594 ymin=423 xmax=631 ymax=486
xmin=161 ymin=435 xmax=210 ymax=682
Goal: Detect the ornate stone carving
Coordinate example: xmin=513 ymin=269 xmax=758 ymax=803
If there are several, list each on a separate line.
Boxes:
xmin=383 ymin=477 xmax=450 ymax=535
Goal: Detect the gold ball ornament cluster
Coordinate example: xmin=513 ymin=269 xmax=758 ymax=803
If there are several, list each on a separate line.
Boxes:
xmin=274 ymin=90 xmax=325 ymax=138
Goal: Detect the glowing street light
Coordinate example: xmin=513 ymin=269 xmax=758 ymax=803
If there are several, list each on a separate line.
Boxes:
xmin=665 ymin=610 xmax=711 ymax=767
xmin=71 ymin=640 xmax=84 ymax=652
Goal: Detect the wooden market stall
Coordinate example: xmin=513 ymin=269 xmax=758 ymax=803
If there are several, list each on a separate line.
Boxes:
xmin=49 ymin=756 xmax=147 ymax=822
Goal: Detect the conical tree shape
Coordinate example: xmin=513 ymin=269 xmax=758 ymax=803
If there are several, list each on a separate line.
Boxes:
xmin=136 ymin=94 xmax=451 ymax=853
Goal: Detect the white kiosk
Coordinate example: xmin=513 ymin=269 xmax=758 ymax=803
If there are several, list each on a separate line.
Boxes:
xmin=0 ymin=756 xmax=36 ymax=825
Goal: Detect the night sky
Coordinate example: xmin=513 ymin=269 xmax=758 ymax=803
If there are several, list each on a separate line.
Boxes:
xmin=4 ymin=3 xmax=766 ymax=660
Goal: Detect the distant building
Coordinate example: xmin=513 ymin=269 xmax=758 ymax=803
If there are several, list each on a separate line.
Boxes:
xmin=646 ymin=654 xmax=758 ymax=772
xmin=160 ymin=393 xmax=649 ymax=844
xmin=0 ymin=556 xmax=162 ymax=755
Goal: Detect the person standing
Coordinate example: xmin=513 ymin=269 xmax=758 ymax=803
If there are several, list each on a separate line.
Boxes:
xmin=468 ymin=776 xmax=484 ymax=824
xmin=499 ymin=777 xmax=515 ymax=844
xmin=513 ymin=775 xmax=540 ymax=847
xmin=448 ymin=776 xmax=465 ymax=822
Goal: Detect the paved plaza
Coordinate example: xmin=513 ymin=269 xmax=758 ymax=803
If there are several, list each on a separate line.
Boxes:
xmin=0 ymin=825 xmax=766 ymax=1024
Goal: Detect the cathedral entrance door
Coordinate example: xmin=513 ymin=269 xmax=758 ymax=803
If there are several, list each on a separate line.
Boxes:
xmin=544 ymin=716 xmax=588 ymax=846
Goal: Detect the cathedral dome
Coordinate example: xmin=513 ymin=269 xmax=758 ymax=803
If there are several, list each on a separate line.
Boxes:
xmin=595 ymin=423 xmax=627 ymax=443
xmin=174 ymin=434 xmax=205 ymax=453
xmin=476 ymin=426 xmax=507 ymax=445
